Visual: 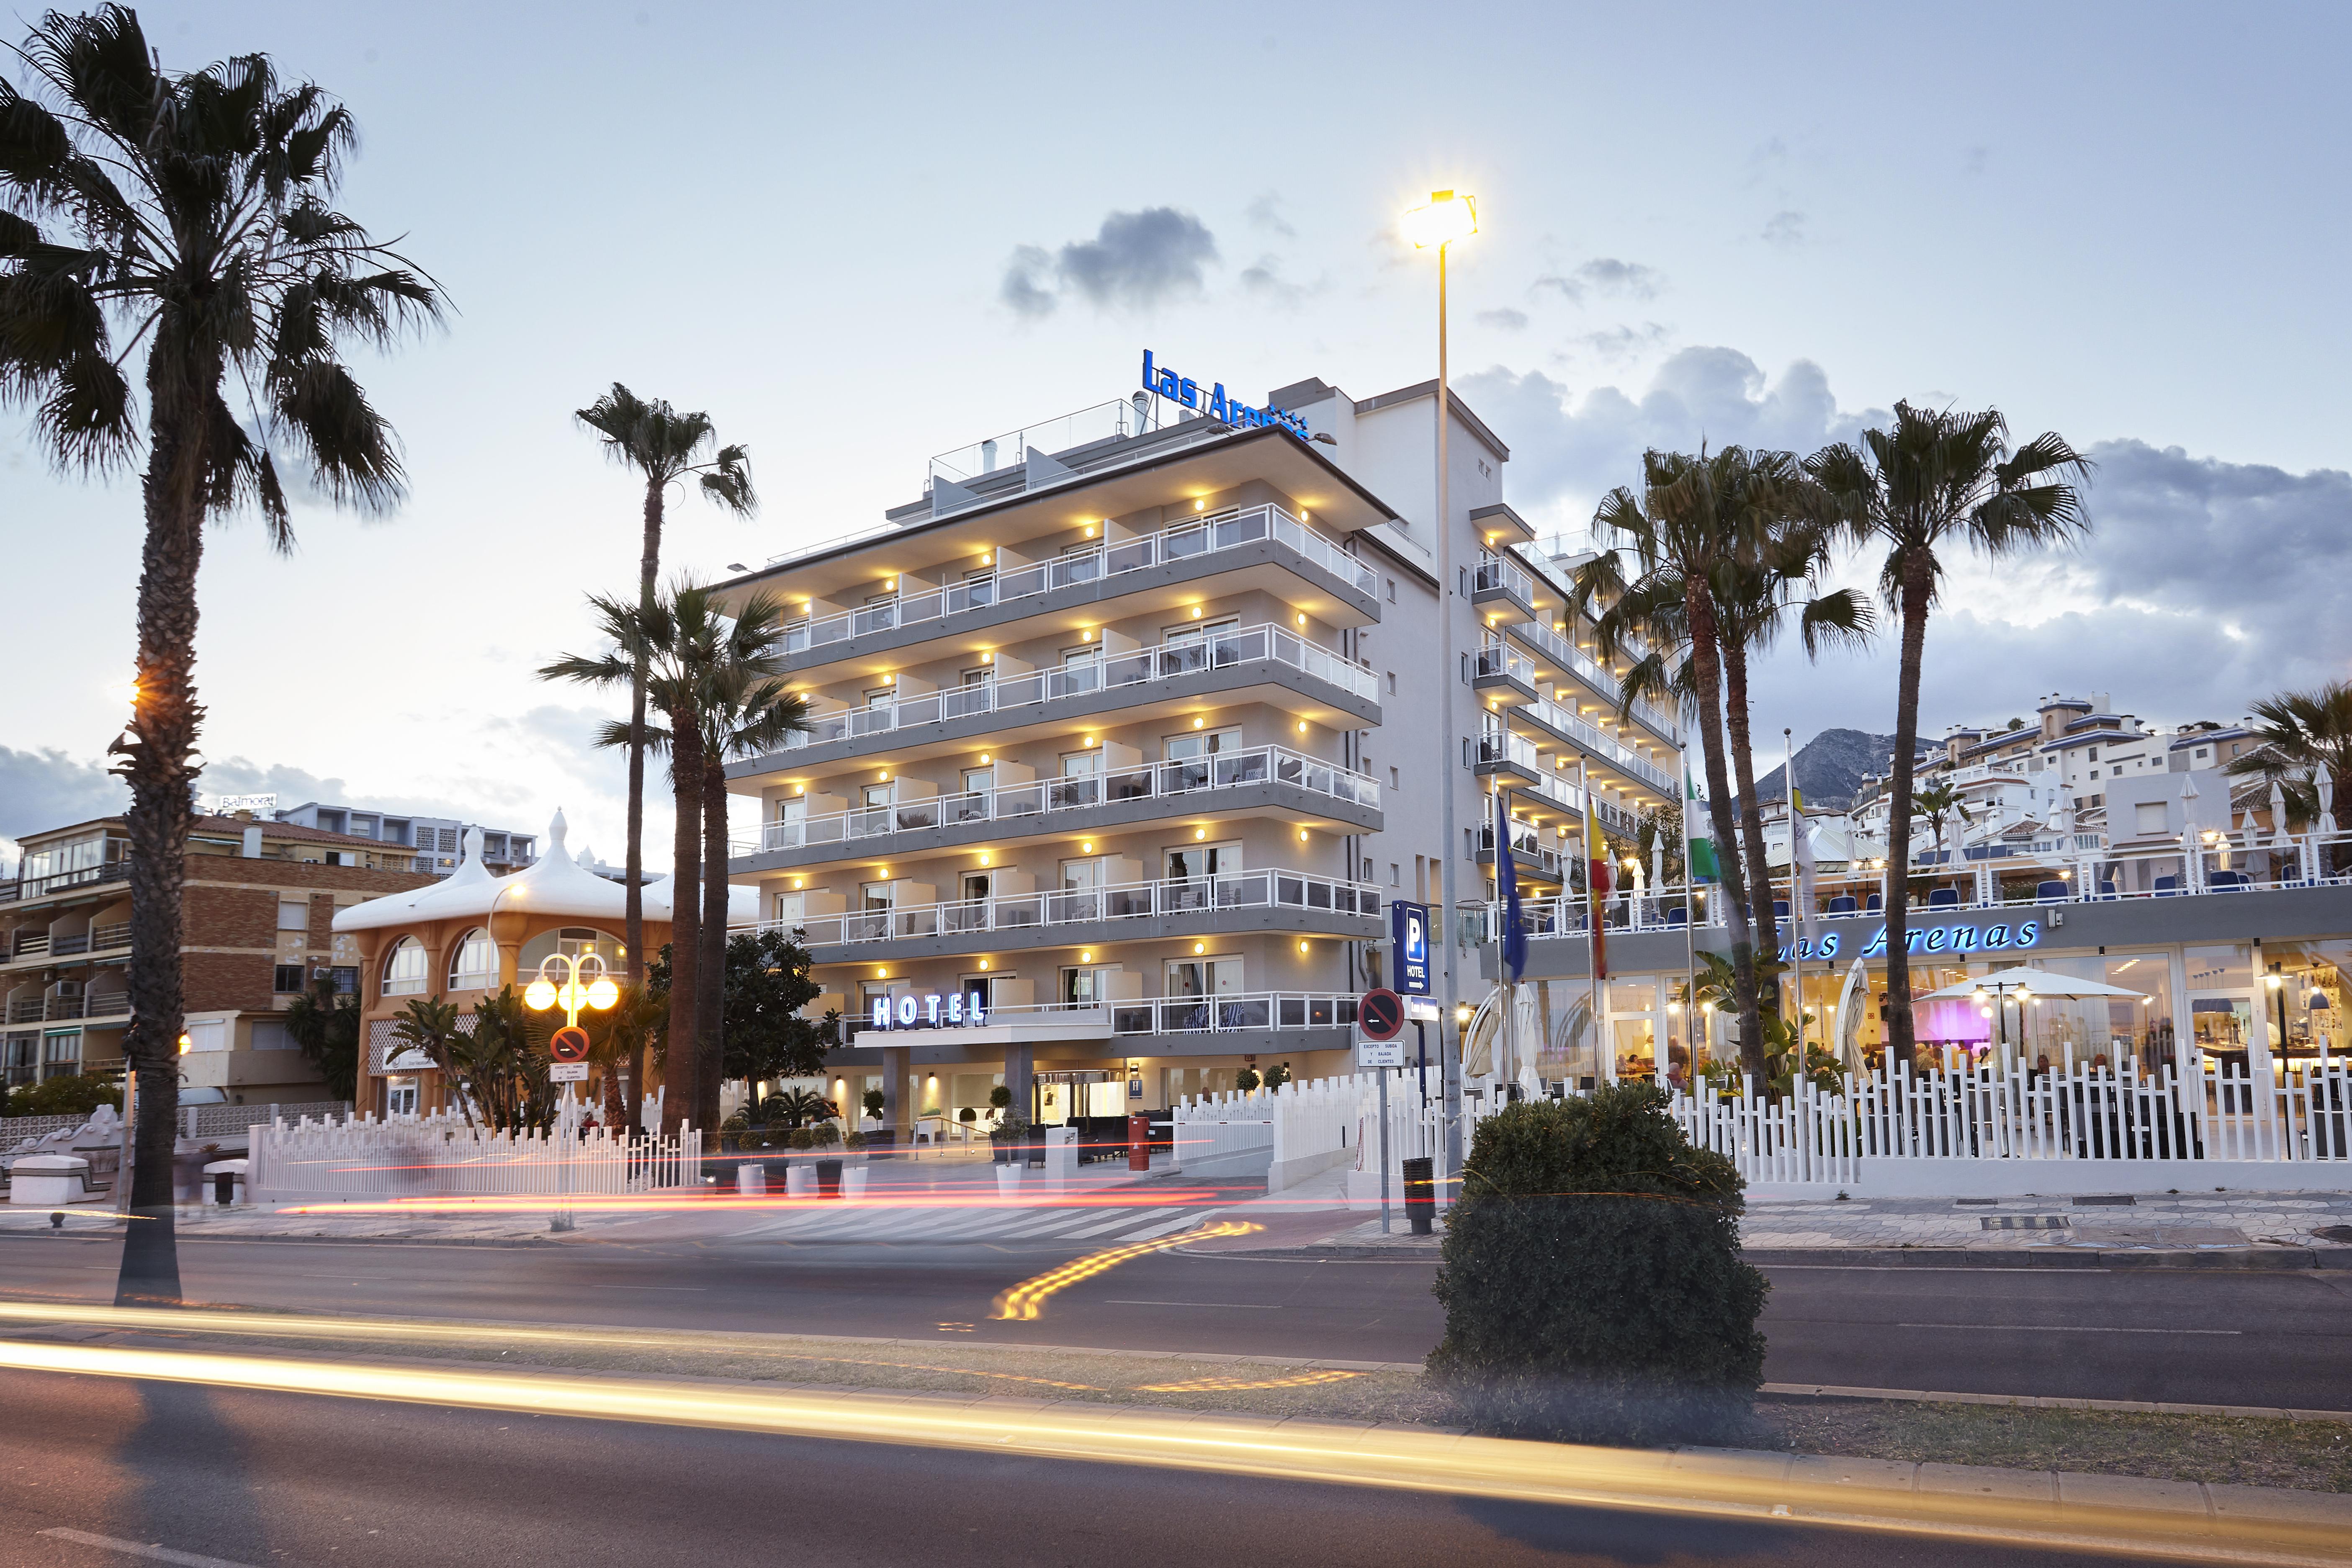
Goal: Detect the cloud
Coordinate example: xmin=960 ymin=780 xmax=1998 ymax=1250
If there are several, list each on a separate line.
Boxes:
xmin=1565 ymin=322 xmax=1671 ymax=363
xmin=1761 ymin=210 xmax=1805 ymax=247
xmin=0 ymin=747 xmax=126 ymax=846
xmin=1529 ymin=257 xmax=1664 ymax=304
xmin=1003 ymin=207 xmax=1219 ymax=318
xmin=1475 ymin=307 xmax=1529 ymax=332
xmin=1244 ymin=191 xmax=1295 ymax=239
xmin=1239 ymin=254 xmax=1315 ymax=310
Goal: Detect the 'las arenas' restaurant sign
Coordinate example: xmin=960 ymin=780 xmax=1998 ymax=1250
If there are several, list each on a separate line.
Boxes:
xmin=1778 ymin=920 xmax=2043 ymax=965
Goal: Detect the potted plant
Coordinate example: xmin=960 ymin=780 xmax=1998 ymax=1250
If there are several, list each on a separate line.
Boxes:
xmin=841 ymin=1129 xmax=870 ymax=1200
xmin=990 ymin=1115 xmax=1029 ymax=1192
xmin=862 ymin=1087 xmax=886 ymax=1125
xmin=987 ymin=1085 xmax=1014 ymax=1159
xmin=1235 ymin=1067 xmax=1261 ymax=1093
xmin=813 ymin=1122 xmax=844 ymax=1198
xmin=784 ymin=1126 xmax=815 ymax=1198
xmin=720 ymin=1110 xmax=750 ymax=1153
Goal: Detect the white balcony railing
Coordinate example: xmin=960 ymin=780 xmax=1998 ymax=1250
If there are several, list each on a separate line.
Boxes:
xmin=782 ymin=505 xmax=1374 ymax=658
xmin=775 ymin=622 xmax=1378 ymax=754
xmin=741 ymin=744 xmax=1377 ymax=857
xmin=1505 ymin=614 xmax=1681 ymax=743
xmin=1515 ymin=692 xmax=1677 ymax=795
xmin=744 ymin=867 xmax=1382 ymax=948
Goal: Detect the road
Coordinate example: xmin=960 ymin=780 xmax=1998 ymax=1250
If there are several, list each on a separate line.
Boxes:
xmin=0 ymin=1367 xmax=2133 ymax=1568
xmin=4 ymin=1230 xmax=2351 ymax=1406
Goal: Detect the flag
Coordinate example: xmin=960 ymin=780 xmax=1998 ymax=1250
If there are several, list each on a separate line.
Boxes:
xmin=1584 ymin=803 xmax=1612 ymax=980
xmin=1685 ymin=767 xmax=1720 ymax=881
xmin=1790 ymin=780 xmax=1816 ymax=939
xmin=1494 ymin=791 xmax=1527 ymax=984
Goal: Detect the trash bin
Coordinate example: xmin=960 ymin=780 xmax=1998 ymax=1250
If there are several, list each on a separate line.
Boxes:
xmin=816 ymin=1156 xmax=843 ymax=1200
xmin=1127 ymin=1113 xmax=1152 ymax=1172
xmin=1402 ymin=1156 xmax=1436 ymax=1236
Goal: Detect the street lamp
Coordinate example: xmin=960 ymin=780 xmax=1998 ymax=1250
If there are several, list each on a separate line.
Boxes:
xmin=523 ymin=948 xmax=618 ymax=1235
xmin=1404 ymin=187 xmax=1477 ymax=1170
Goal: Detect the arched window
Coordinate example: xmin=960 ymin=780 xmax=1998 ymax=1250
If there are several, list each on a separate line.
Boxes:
xmin=448 ymin=928 xmax=497 ymax=990
xmin=382 ymin=937 xmax=428 ymax=997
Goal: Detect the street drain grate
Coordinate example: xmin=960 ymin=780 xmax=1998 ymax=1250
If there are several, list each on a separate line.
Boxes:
xmin=2315 ymin=1226 xmax=2352 ymax=1244
xmin=1981 ymin=1215 xmax=2070 ymax=1231
xmin=2072 ymin=1195 xmax=2137 ymax=1207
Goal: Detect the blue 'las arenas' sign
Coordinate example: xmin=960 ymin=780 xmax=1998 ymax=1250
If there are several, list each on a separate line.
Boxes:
xmin=1777 ymin=920 xmax=2041 ymax=965
xmin=1142 ymin=350 xmax=1310 ymax=439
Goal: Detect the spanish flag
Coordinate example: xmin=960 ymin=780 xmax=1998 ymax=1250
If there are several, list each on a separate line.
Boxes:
xmin=1585 ymin=807 xmax=1612 ymax=980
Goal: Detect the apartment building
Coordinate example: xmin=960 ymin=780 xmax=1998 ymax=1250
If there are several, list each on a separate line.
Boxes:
xmin=0 ymin=811 xmax=435 ymax=1099
xmin=714 ymin=359 xmax=1687 ymax=1131
xmin=272 ymin=798 xmax=538 ymax=874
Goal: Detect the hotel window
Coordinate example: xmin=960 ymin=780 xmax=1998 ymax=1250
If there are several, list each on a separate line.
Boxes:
xmin=1390 ymin=767 xmax=1400 ymax=790
xmin=1059 ymin=965 xmax=1117 ymax=1006
xmin=863 ymin=686 xmax=895 ymax=708
xmin=772 ymin=891 xmax=805 ymax=927
xmin=449 ymin=927 xmax=497 ymax=989
xmin=1390 ymin=863 xmax=1401 ymax=886
xmin=1385 ymin=577 xmax=1397 ymax=603
xmin=959 ymin=872 xmax=991 ymax=903
xmin=860 ymin=881 xmax=896 ymax=913
xmin=1165 ymin=841 xmax=1239 ymax=882
xmin=962 ymin=765 xmax=993 ymax=794
xmin=1165 ymin=954 xmax=1242 ymax=998
xmin=381 ymin=937 xmax=428 ymax=997
xmin=42 ymin=1033 xmax=83 ymax=1078
xmin=1058 ymin=857 xmax=1107 ymax=891
xmin=1162 ymin=615 xmax=1238 ymax=646
xmin=2194 ymin=748 xmax=2209 ymax=760
xmin=960 ymin=667 xmax=992 ymax=686
xmin=1387 ymin=671 xmax=1397 ymax=695
xmin=1163 ymin=725 xmax=1241 ymax=761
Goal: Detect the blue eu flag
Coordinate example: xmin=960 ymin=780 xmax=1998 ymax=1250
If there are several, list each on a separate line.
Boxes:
xmin=1495 ymin=791 xmax=1527 ymax=984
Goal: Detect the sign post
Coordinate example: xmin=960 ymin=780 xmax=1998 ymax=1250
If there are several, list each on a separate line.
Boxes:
xmin=1358 ymin=989 xmax=1406 ymax=1234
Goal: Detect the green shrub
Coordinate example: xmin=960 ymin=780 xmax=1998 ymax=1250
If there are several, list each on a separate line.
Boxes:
xmin=810 ymin=1121 xmax=840 ymax=1148
xmin=988 ymin=1085 xmax=1011 ymax=1111
xmin=8 ymin=1073 xmax=122 ymax=1119
xmin=842 ymin=1129 xmax=866 ymax=1151
xmin=721 ymin=1110 xmax=751 ymax=1134
xmin=988 ymin=1114 xmax=1029 ymax=1145
xmin=787 ymin=1127 xmax=814 ymax=1151
xmin=1427 ymin=1082 xmax=1767 ymax=1447
xmin=958 ymin=1106 xmax=978 ymax=1124
xmin=1234 ymin=1067 xmax=1261 ymax=1092
xmin=1262 ymin=1063 xmax=1291 ymax=1090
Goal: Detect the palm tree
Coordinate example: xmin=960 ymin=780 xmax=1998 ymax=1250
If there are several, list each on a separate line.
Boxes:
xmin=542 ymin=585 xmax=721 ymax=1135
xmin=390 ymin=996 xmax=471 ymax=1128
xmin=1809 ymin=404 xmax=2090 ymax=1068
xmin=2 ymin=8 xmax=440 ymax=1305
xmin=1913 ymin=780 xmax=1973 ymax=878
xmin=690 ymin=593 xmax=808 ymax=1135
xmin=2226 ymin=680 xmax=2352 ymax=877
xmin=1572 ymin=446 xmax=1795 ymax=1083
xmin=574 ymin=386 xmax=756 ymax=1020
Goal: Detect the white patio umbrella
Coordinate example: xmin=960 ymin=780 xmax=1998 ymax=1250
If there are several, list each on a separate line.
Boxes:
xmin=2321 ymin=768 xmax=2338 ymax=837
xmin=1920 ymin=967 xmax=2147 ymax=1000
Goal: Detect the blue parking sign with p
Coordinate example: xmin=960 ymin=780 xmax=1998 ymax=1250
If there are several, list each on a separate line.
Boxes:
xmin=1391 ymin=900 xmax=1431 ymax=996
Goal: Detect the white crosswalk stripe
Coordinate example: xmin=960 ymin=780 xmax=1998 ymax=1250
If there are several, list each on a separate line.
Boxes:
xmin=1107 ymin=1210 xmax=1220 ymax=1241
xmin=723 ymin=1201 xmax=1218 ymax=1245
xmin=1060 ymin=1206 xmax=1183 ymax=1239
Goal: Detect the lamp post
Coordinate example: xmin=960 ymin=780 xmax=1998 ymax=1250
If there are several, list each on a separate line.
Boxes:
xmin=525 ymin=949 xmax=618 ymax=1232
xmin=1971 ymin=977 xmax=2036 ymax=1069
xmin=1404 ymin=188 xmax=1477 ymax=1169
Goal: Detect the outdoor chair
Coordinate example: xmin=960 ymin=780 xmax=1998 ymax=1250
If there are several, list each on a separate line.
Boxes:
xmin=1772 ymin=899 xmax=1790 ymax=918
xmin=1864 ymin=893 xmax=1883 ymax=912
xmin=2034 ymin=880 xmax=2069 ymax=902
xmin=2097 ymin=881 xmax=2118 ymax=898
xmin=2209 ymin=870 xmax=2249 ymax=891
xmin=1927 ymin=887 xmax=1959 ymax=908
xmin=1665 ymin=906 xmax=1689 ymax=927
xmin=1827 ymin=895 xmax=1858 ymax=914
xmin=2152 ymin=875 xmax=2180 ymax=896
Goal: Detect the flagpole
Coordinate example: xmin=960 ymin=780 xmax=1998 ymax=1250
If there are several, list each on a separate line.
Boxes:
xmin=1681 ymin=744 xmax=1697 ymax=1087
xmin=1579 ymin=756 xmax=1608 ymax=1084
xmin=1786 ymin=727 xmax=1801 ymax=1065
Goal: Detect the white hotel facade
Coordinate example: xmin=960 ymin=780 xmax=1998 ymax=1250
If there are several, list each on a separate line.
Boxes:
xmin=715 ymin=362 xmax=1683 ymax=1134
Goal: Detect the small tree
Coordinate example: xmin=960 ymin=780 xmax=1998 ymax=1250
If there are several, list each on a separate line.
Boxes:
xmin=1261 ymin=1063 xmax=1292 ymax=1091
xmin=1429 ymin=1083 xmax=1768 ymax=1446
xmin=1234 ymin=1066 xmax=1261 ymax=1093
xmin=285 ymin=977 xmax=363 ymax=1102
xmin=862 ymin=1087 xmax=885 ymax=1120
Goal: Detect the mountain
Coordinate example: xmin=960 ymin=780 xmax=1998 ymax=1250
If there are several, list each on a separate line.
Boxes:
xmin=1748 ymin=729 xmax=1914 ymax=811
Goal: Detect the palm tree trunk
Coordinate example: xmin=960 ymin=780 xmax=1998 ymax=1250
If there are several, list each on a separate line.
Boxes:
xmin=664 ymin=709 xmax=703 ymax=1138
xmin=1719 ymin=636 xmax=1781 ymax=965
xmin=1685 ymin=586 xmax=1767 ymax=1084
xmin=114 ymin=338 xmax=221 ymax=1308
xmin=697 ymin=749 xmax=729 ymax=1138
xmin=1883 ymin=565 xmax=1935 ymax=1069
xmin=623 ymin=477 xmax=662 ymax=1133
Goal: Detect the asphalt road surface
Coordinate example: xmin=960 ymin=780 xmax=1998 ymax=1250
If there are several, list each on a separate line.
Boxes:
xmin=0 ymin=1368 xmax=2138 ymax=1568
xmin=5 ymin=1231 xmax=2351 ymax=1406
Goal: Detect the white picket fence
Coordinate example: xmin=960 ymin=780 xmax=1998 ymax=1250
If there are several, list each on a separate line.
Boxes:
xmin=1166 ymin=1089 xmax=1274 ymax=1171
xmin=250 ymin=1109 xmax=695 ymax=1200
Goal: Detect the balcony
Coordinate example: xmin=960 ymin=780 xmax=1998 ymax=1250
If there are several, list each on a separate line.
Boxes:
xmin=1502 ymin=614 xmax=1680 ymax=746
xmin=1471 ymin=641 xmax=1539 ymax=705
xmin=1111 ymin=991 xmax=1360 ymax=1035
xmin=90 ymin=922 xmax=130 ymax=952
xmin=11 ymin=932 xmax=49 ymax=959
xmin=752 ymin=867 xmax=1382 ymax=960
xmin=1470 ymin=552 xmax=1540 ymax=625
xmin=748 ymin=622 xmax=1380 ymax=769
xmin=778 ymin=504 xmax=1378 ymax=672
xmin=17 ymin=859 xmax=130 ymax=900
xmin=82 ymin=992 xmax=129 ymax=1020
xmin=1509 ymin=691 xmax=1677 ymax=797
xmin=1472 ymin=724 xmax=1540 ymax=785
xmin=737 ymin=744 xmax=1380 ymax=868
xmin=1476 ymin=821 xmax=1568 ymax=881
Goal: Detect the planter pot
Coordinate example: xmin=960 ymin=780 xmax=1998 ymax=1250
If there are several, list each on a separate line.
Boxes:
xmin=784 ymin=1164 xmax=813 ymax=1199
xmin=992 ymin=1142 xmax=1009 ymax=1165
xmin=994 ymin=1163 xmax=1022 ymax=1197
xmin=815 ymin=1156 xmax=844 ymax=1199
xmin=735 ymin=1165 xmax=765 ymax=1196
xmin=842 ymin=1167 xmax=869 ymax=1202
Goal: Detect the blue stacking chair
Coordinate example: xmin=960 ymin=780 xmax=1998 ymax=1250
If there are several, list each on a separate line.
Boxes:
xmin=1927 ymin=887 xmax=1959 ymax=908
xmin=2034 ymin=879 xmax=2069 ymax=903
xmin=1827 ymin=895 xmax=1858 ymax=915
xmin=2153 ymin=875 xmax=2180 ymax=896
xmin=1864 ymin=892 xmax=1884 ymax=912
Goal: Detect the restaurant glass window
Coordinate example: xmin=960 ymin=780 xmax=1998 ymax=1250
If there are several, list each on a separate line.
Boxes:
xmin=2260 ymin=939 xmax=2352 ymax=1076
xmin=448 ymin=927 xmax=497 ymax=990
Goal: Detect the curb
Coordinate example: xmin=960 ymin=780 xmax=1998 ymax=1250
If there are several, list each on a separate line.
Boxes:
xmin=1751 ymin=1245 xmax=2352 ymax=1271
xmin=1763 ymin=1382 xmax=2352 ymax=1424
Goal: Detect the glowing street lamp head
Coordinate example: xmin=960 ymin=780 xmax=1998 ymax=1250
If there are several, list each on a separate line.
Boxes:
xmin=525 ymin=979 xmax=559 ymax=1012
xmin=585 ymin=976 xmax=620 ymax=1011
xmin=1402 ymin=190 xmax=1478 ymax=250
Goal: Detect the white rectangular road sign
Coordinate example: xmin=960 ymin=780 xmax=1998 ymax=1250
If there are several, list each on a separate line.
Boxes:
xmin=548 ymin=1062 xmax=590 ymax=1083
xmin=1405 ymin=999 xmax=1441 ymax=1022
xmin=1357 ymin=1039 xmax=1405 ymax=1067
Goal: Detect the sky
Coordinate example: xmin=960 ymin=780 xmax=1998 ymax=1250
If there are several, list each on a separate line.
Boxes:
xmin=6 ymin=0 xmax=2350 ymax=865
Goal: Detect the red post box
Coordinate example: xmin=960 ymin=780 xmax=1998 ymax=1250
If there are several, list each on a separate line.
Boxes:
xmin=1127 ymin=1113 xmax=1152 ymax=1172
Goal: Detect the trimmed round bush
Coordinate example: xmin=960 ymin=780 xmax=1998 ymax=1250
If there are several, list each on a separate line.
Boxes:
xmin=1427 ymin=1081 xmax=1767 ymax=1446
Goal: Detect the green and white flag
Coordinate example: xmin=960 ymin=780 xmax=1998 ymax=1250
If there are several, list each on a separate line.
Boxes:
xmin=1685 ymin=767 xmax=1720 ymax=881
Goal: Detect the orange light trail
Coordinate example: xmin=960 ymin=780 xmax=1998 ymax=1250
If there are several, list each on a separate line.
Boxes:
xmin=1136 ymin=1369 xmax=1365 ymax=1393
xmin=990 ymin=1221 xmax=1259 ymax=1321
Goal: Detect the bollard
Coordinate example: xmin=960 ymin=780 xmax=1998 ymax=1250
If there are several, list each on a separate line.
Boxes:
xmin=1402 ymin=1156 xmax=1436 ymax=1236
xmin=1127 ymin=1112 xmax=1151 ymax=1172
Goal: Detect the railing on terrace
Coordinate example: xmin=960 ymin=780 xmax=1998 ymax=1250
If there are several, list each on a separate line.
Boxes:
xmin=740 ymin=744 xmax=1377 ymax=856
xmin=1471 ymin=551 xmax=1539 ymax=610
xmin=1474 ymin=723 xmax=1541 ymax=776
xmin=1477 ymin=821 xmax=1567 ymax=878
xmin=775 ymin=622 xmax=1377 ymax=754
xmin=780 ymin=505 xmax=1374 ymax=657
xmin=847 ymin=992 xmax=1364 ymax=1042
xmin=1473 ymin=641 xmax=1535 ymax=688
xmin=1505 ymin=614 xmax=1681 ymax=744
xmin=89 ymin=922 xmax=130 ymax=952
xmin=11 ymin=933 xmax=48 ymax=958
xmin=50 ymin=933 xmax=88 ymax=956
xmin=81 ymin=993 xmax=127 ymax=1020
xmin=1514 ymin=691 xmax=1676 ymax=794
xmin=18 ymin=860 xmax=130 ymax=900
xmin=741 ymin=867 xmax=1381 ymax=947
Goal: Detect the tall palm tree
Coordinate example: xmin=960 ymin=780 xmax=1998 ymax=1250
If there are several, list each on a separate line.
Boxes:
xmin=1809 ymin=404 xmax=2090 ymax=1068
xmin=574 ymin=386 xmax=755 ymax=1034
xmin=691 ymin=594 xmax=808 ymax=1136
xmin=2226 ymin=680 xmax=2352 ymax=877
xmin=1572 ymin=446 xmax=1794 ymax=1083
xmin=1 ymin=7 xmax=439 ymax=1305
xmin=541 ymin=584 xmax=727 ymax=1135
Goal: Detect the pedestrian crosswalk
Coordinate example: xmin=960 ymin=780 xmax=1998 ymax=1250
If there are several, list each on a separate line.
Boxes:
xmin=726 ymin=1202 xmax=1213 ymax=1246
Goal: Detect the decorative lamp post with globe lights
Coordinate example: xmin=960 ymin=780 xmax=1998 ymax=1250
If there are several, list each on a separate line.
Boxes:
xmin=524 ymin=950 xmax=617 ymax=1231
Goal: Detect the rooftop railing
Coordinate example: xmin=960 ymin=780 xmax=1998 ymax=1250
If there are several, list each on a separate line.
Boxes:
xmin=741 ymin=866 xmax=1381 ymax=948
xmin=780 ymin=504 xmax=1374 ymax=657
xmin=738 ymin=744 xmax=1377 ymax=857
xmin=772 ymin=621 xmax=1378 ymax=755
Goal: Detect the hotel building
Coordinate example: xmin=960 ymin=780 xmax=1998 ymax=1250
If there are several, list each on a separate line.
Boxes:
xmin=716 ymin=364 xmax=1683 ymax=1135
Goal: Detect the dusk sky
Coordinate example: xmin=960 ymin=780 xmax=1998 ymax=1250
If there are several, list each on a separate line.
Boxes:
xmin=7 ymin=1 xmax=2349 ymax=865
